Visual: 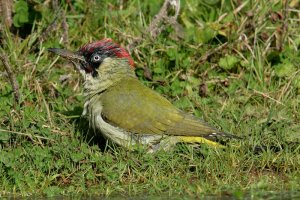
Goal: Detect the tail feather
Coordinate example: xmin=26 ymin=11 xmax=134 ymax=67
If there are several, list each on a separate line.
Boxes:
xmin=178 ymin=136 xmax=225 ymax=148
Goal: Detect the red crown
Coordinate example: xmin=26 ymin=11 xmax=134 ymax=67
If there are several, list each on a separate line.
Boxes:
xmin=79 ymin=38 xmax=135 ymax=68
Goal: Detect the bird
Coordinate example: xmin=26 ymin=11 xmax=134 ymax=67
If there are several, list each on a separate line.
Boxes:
xmin=48 ymin=38 xmax=239 ymax=152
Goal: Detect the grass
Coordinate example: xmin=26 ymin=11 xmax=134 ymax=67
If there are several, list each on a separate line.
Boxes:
xmin=0 ymin=0 xmax=299 ymax=198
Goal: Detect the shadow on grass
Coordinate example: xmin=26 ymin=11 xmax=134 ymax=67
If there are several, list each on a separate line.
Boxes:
xmin=63 ymin=106 xmax=107 ymax=151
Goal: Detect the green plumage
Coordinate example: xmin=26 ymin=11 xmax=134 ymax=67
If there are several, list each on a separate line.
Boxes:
xmin=100 ymin=77 xmax=224 ymax=139
xmin=49 ymin=39 xmax=239 ymax=151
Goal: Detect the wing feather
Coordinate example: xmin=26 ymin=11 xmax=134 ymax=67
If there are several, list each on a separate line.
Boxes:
xmin=100 ymin=78 xmax=228 ymax=138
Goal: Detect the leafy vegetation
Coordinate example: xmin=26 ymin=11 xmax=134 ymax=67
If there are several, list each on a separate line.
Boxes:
xmin=0 ymin=0 xmax=299 ymax=198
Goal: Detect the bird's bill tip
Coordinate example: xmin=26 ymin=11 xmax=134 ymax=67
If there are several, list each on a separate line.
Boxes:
xmin=48 ymin=48 xmax=85 ymax=62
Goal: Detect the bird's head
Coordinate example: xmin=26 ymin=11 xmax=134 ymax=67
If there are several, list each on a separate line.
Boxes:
xmin=49 ymin=38 xmax=136 ymax=95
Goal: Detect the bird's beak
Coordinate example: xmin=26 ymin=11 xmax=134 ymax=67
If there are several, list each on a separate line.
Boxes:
xmin=48 ymin=48 xmax=85 ymax=63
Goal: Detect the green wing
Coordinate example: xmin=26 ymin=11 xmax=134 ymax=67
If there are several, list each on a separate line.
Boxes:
xmin=99 ymin=77 xmax=226 ymax=138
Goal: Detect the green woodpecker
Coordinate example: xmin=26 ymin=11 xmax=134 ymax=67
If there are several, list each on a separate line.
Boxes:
xmin=49 ymin=38 xmax=238 ymax=152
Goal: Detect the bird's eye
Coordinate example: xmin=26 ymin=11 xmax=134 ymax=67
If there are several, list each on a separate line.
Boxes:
xmin=92 ymin=54 xmax=101 ymax=62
